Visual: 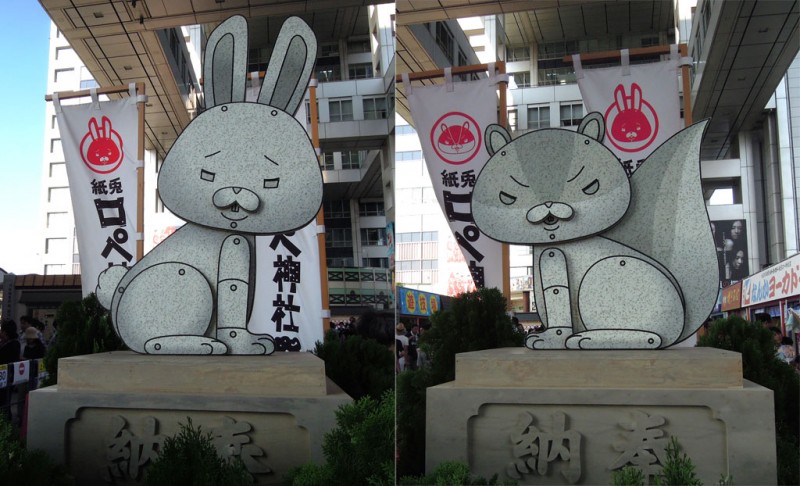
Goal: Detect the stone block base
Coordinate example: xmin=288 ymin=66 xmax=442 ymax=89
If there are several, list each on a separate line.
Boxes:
xmin=27 ymin=351 xmax=351 ymax=485
xmin=427 ymin=348 xmax=776 ymax=485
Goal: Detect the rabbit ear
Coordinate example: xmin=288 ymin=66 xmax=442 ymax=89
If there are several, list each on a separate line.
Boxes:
xmin=257 ymin=16 xmax=317 ymax=115
xmin=204 ymin=15 xmax=247 ymax=108
xmin=614 ymin=84 xmax=627 ymax=110
xmin=89 ymin=118 xmax=100 ymax=140
xmin=631 ymin=83 xmax=642 ymax=109
xmin=101 ymin=116 xmax=112 ymax=138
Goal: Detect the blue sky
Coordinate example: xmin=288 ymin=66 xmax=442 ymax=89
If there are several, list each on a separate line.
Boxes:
xmin=0 ymin=4 xmax=51 ymax=274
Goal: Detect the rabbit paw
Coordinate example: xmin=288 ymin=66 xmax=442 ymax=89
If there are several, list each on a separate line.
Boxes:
xmin=525 ymin=327 xmax=571 ymax=350
xmin=144 ymin=336 xmax=228 ymax=355
xmin=565 ymin=330 xmax=662 ymax=350
xmin=217 ymin=328 xmax=276 ymax=355
xmin=96 ymin=265 xmax=128 ymax=309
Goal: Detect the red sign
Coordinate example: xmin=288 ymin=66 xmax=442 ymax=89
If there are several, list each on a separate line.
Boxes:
xmin=80 ymin=116 xmax=125 ymax=174
xmin=605 ymin=83 xmax=659 ymax=153
xmin=430 ymin=111 xmax=481 ymax=165
xmin=721 ymin=281 xmax=742 ymax=311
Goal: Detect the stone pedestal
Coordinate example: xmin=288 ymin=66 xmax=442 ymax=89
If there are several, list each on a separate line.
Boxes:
xmin=28 ymin=351 xmax=351 ymax=485
xmin=426 ymin=347 xmax=776 ymax=485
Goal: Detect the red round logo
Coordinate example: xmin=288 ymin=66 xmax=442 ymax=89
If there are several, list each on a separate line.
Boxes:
xmin=80 ymin=116 xmax=124 ymax=174
xmin=604 ymin=83 xmax=659 ymax=153
xmin=430 ymin=112 xmax=481 ymax=165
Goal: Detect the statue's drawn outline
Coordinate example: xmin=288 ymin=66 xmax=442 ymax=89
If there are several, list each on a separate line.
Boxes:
xmin=471 ymin=113 xmax=718 ymax=349
xmin=96 ymin=15 xmax=322 ymax=355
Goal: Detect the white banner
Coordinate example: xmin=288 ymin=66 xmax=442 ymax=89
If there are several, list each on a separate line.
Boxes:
xmin=13 ymin=360 xmax=30 ymax=384
xmin=247 ymin=85 xmax=323 ymax=352
xmin=406 ymin=76 xmax=504 ymax=291
xmin=55 ymin=94 xmax=139 ymax=296
xmin=575 ymin=54 xmax=682 ymax=176
xmin=249 ymin=224 xmax=324 ymax=351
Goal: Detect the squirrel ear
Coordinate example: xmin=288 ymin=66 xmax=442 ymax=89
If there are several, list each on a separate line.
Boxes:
xmin=485 ymin=124 xmax=511 ymax=156
xmin=258 ymin=17 xmax=317 ymax=115
xmin=204 ymin=15 xmax=248 ymax=108
xmin=578 ymin=112 xmax=605 ymax=142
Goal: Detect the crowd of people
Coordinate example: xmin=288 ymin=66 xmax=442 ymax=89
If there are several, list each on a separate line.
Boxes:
xmin=395 ymin=322 xmax=429 ymax=372
xmin=0 ymin=316 xmax=57 ymax=424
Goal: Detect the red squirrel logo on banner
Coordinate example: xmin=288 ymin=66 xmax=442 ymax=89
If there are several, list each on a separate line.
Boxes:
xmin=605 ymin=83 xmax=658 ymax=153
xmin=80 ymin=116 xmax=124 ymax=174
xmin=430 ymin=112 xmax=481 ymax=165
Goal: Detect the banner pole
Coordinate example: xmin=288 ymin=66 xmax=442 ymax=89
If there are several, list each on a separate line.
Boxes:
xmin=136 ymin=82 xmax=145 ymax=261
xmin=495 ymin=62 xmax=512 ymax=307
xmin=679 ymin=44 xmax=693 ymax=127
xmin=309 ymin=76 xmax=331 ymax=334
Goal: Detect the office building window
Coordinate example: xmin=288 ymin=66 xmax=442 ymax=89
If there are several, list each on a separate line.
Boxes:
xmin=348 ymin=39 xmax=371 ymax=53
xmin=54 ymin=68 xmax=74 ymax=83
xmin=362 ymin=257 xmax=388 ymax=268
xmin=512 ymin=71 xmax=531 ymax=88
xmin=506 ymin=46 xmax=531 ymax=61
xmin=507 ymin=109 xmax=518 ymax=131
xmin=326 ymin=228 xmax=353 ymax=248
xmin=435 ymin=22 xmax=454 ymax=63
xmin=316 ymin=67 xmax=340 ymax=82
xmin=396 ymin=150 xmax=422 ymax=161
xmin=329 ymin=99 xmax=353 ymax=121
xmin=324 ymin=200 xmax=350 ymax=218
xmin=528 ymin=105 xmax=550 ymax=130
xmin=560 ymin=103 xmax=583 ymax=127
xmin=361 ymin=228 xmax=386 ymax=246
xmin=342 ymin=150 xmax=365 ymax=169
xmin=348 ymin=62 xmax=373 ymax=79
xmin=397 ymin=231 xmax=438 ymax=242
xmin=322 ymin=152 xmax=335 ymax=170
xmin=359 ymin=201 xmax=385 ymax=216
xmin=363 ymin=96 xmax=387 ymax=119
xmin=396 ymin=125 xmax=416 ymax=135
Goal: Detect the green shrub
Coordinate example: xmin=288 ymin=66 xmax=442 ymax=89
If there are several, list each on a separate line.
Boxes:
xmin=654 ymin=437 xmax=702 ymax=486
xmin=397 ymin=288 xmax=524 ymax=478
xmin=399 ymin=461 xmax=515 ymax=485
xmin=314 ymin=330 xmax=394 ymax=401
xmin=697 ymin=316 xmax=799 ymax=485
xmin=286 ymin=391 xmax=394 ymax=485
xmin=43 ymin=293 xmax=126 ymax=385
xmin=611 ymin=465 xmax=646 ymax=486
xmin=421 ymin=287 xmax=524 ymax=384
xmin=0 ymin=415 xmax=73 ymax=485
xmin=144 ymin=418 xmax=250 ymax=486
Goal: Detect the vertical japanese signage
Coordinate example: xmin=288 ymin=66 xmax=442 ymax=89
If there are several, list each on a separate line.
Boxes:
xmin=406 ymin=77 xmax=504 ymax=291
xmin=56 ymin=96 xmax=139 ymax=296
xmin=575 ymin=53 xmax=682 ymax=176
xmin=246 ymin=97 xmax=324 ymax=352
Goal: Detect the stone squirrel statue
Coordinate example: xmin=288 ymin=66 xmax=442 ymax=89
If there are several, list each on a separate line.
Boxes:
xmin=471 ymin=113 xmax=718 ymax=349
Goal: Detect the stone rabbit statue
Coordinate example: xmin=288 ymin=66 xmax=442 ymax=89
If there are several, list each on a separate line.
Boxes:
xmin=96 ymin=15 xmax=322 ymax=355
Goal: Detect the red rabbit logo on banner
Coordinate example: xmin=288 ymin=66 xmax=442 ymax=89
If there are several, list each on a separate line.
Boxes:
xmin=80 ymin=116 xmax=124 ymax=174
xmin=605 ymin=83 xmax=659 ymax=153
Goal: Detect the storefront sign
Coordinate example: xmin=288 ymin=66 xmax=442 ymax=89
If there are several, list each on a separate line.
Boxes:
xmin=742 ymin=253 xmax=800 ymax=307
xmin=398 ymin=286 xmax=441 ymax=317
xmin=721 ymin=281 xmax=742 ymax=312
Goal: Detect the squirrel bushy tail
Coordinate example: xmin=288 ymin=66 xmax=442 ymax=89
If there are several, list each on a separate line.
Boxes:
xmin=604 ymin=120 xmax=718 ymax=344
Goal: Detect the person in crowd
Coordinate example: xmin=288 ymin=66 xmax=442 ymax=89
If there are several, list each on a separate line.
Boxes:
xmin=405 ymin=324 xmax=420 ymax=371
xmin=47 ymin=320 xmax=59 ymax=349
xmin=396 ymin=323 xmax=409 ymax=372
xmin=0 ymin=320 xmax=21 ymax=423
xmin=416 ymin=324 xmax=431 ymax=369
xmin=22 ymin=327 xmax=46 ymax=360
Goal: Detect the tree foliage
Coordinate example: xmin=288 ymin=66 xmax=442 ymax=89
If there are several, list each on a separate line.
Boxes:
xmin=43 ymin=293 xmax=126 ymax=384
xmin=697 ymin=316 xmax=799 ymax=485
